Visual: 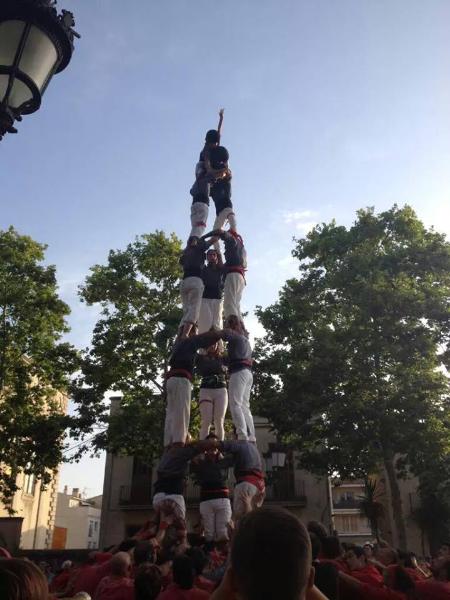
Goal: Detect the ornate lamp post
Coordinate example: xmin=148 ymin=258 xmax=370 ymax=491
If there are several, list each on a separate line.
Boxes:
xmin=0 ymin=0 xmax=79 ymax=140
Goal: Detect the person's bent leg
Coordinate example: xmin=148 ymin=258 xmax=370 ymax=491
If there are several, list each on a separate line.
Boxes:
xmin=199 ymin=390 xmax=213 ymax=439
xmin=213 ymin=387 xmax=228 ymax=440
xmin=200 ymin=500 xmax=215 ymax=542
xmin=198 ymin=298 xmax=214 ymax=334
xmin=215 ymin=498 xmax=233 ymax=540
xmin=223 ymin=273 xmax=245 ymax=321
xmin=241 ymin=370 xmax=255 ymax=442
xmin=190 ymin=200 xmax=209 ymax=238
xmin=228 ymin=370 xmax=248 ymax=440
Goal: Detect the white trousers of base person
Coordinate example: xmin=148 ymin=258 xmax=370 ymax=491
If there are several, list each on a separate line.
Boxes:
xmin=164 ymin=376 xmax=191 ymax=446
xmin=190 ymin=201 xmax=209 ymax=238
xmin=180 ymin=276 xmax=204 ymax=327
xmin=200 ymin=498 xmax=232 ymax=541
xmin=198 ymin=298 xmax=223 ymax=333
xmin=233 ymin=481 xmax=265 ymax=520
xmin=223 ymin=272 xmax=245 ymax=321
xmin=153 ymin=493 xmax=186 ymax=521
xmin=228 ymin=369 xmax=255 ymax=441
xmin=199 ymin=387 xmax=228 ymax=440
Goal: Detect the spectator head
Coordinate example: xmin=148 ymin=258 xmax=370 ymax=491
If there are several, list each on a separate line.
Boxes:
xmin=231 ymin=507 xmax=313 ymax=600
xmin=398 ymin=551 xmax=416 ymax=569
xmin=309 ymin=532 xmax=322 ymax=561
xmin=134 ymin=563 xmax=162 ymax=600
xmin=375 ymin=545 xmax=398 ymax=566
xmin=386 ymin=566 xmax=415 ymax=594
xmin=307 ymin=521 xmax=328 ymax=542
xmin=363 ymin=542 xmax=374 ymax=558
xmin=186 ymin=547 xmax=207 ymax=576
xmin=321 ymin=536 xmax=342 ymax=560
xmin=73 ymin=593 xmax=92 ymax=600
xmin=172 ymin=555 xmax=195 ymax=590
xmin=134 ymin=541 xmax=156 ymax=566
xmin=110 ymin=552 xmax=131 ymax=577
xmin=439 ymin=542 xmax=450 ymax=558
xmin=0 ymin=558 xmax=48 ymax=600
xmin=431 ymin=555 xmax=450 ymax=580
xmin=345 ymin=546 xmax=366 ymax=571
xmin=61 ymin=560 xmax=72 ymax=570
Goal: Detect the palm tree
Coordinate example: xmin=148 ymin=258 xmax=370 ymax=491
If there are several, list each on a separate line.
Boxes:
xmin=358 ymin=477 xmax=384 ymax=542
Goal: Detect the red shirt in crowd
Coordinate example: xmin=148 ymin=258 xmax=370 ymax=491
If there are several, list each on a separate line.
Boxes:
xmin=49 ymin=569 xmax=73 ymax=593
xmin=72 ymin=559 xmax=112 ymax=596
xmin=157 ymin=582 xmax=211 ymax=599
xmin=349 ymin=564 xmax=384 ymax=587
xmin=359 ymin=584 xmax=407 ymax=600
xmin=415 ymin=579 xmax=450 ymax=600
xmin=95 ymin=574 xmax=134 ymax=600
xmin=195 ymin=575 xmax=215 ymax=594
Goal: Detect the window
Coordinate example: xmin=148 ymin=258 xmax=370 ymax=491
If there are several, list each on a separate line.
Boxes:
xmin=339 ymin=515 xmax=359 ymax=532
xmin=23 ymin=473 xmax=36 ymax=496
xmin=94 ymin=521 xmax=98 ymax=532
xmin=88 ymin=521 xmax=94 ymax=537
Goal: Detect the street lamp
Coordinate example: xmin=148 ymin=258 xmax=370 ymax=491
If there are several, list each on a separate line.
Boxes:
xmin=0 ymin=0 xmax=79 ymax=140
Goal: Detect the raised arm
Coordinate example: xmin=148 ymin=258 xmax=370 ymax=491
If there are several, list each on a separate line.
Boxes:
xmin=217 ymin=108 xmax=224 ymax=140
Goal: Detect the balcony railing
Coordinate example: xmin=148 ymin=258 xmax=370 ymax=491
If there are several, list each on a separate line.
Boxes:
xmin=333 ymin=499 xmax=361 ymax=509
xmin=119 ymin=485 xmax=153 ymax=507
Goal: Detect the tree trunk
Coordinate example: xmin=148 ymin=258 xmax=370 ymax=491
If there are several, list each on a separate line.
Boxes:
xmin=383 ymin=451 xmax=408 ymax=550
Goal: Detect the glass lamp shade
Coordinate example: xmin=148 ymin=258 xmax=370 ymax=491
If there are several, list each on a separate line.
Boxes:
xmin=0 ymin=19 xmax=58 ymax=114
xmin=271 ymin=451 xmax=287 ymax=469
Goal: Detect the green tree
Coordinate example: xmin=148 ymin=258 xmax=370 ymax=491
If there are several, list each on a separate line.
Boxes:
xmin=0 ymin=227 xmax=79 ymax=509
xmin=72 ymin=231 xmax=183 ymax=464
xmin=255 ymin=206 xmax=450 ymax=550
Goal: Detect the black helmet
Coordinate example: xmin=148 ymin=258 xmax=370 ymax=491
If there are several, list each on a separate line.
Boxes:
xmin=205 ymin=129 xmax=220 ymax=143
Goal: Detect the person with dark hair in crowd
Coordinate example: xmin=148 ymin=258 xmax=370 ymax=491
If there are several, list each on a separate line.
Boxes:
xmin=339 ymin=564 xmax=418 ymax=599
xmin=344 ymin=545 xmax=384 ymax=587
xmin=0 ymin=558 xmax=49 ymax=600
xmin=196 ymin=341 xmax=228 ymax=440
xmin=134 ymin=563 xmax=162 ymax=600
xmin=310 ymin=532 xmax=340 ymax=600
xmin=198 ymin=249 xmax=225 ymax=334
xmin=191 ymin=433 xmax=232 ymax=542
xmin=319 ymin=536 xmax=347 ymax=573
xmin=186 ymin=547 xmax=216 ymax=594
xmin=95 ymin=551 xmax=134 ymax=600
xmin=415 ymin=554 xmax=450 ymax=600
xmin=397 ymin=551 xmax=428 ymax=582
xmin=156 ymin=554 xmax=210 ymax=599
xmin=211 ymin=507 xmax=329 ymax=600
xmin=308 ymin=521 xmax=329 ymax=544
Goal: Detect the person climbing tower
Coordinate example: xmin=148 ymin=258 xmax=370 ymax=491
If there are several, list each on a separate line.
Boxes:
xmin=179 ymin=235 xmax=216 ymax=340
xmin=202 ymin=229 xmax=247 ymax=325
xmin=189 ymin=109 xmax=236 ymax=237
xmin=197 ymin=248 xmax=225 ymax=334
xmin=196 ymin=340 xmax=228 ymax=440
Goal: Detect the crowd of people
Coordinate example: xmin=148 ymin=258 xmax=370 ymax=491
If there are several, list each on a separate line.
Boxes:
xmin=1 ymin=508 xmax=449 ymax=599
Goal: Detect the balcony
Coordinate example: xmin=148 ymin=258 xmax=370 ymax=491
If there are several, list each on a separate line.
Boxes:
xmin=119 ymin=477 xmax=307 ymax=508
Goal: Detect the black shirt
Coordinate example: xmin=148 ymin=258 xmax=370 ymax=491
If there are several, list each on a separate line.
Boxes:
xmin=169 ymin=332 xmax=222 ymax=375
xmin=191 ymin=456 xmax=230 ymax=501
xmin=180 ymin=240 xmax=208 ymax=279
xmin=196 ymin=354 xmax=227 ymax=388
xmin=202 ymin=264 xmax=225 ymax=299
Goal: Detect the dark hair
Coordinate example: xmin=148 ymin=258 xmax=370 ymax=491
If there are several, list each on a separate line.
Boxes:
xmin=321 ymin=536 xmax=342 ymax=559
xmin=314 ymin=562 xmax=339 ymax=600
xmin=231 ymin=507 xmax=311 ymax=600
xmin=117 ymin=538 xmax=137 ymax=553
xmin=349 ymin=545 xmax=366 ymax=559
xmin=398 ymin=551 xmax=416 ymax=569
xmin=172 ymin=555 xmax=195 ymax=590
xmin=205 ymin=129 xmax=220 ymax=143
xmin=390 ymin=566 xmax=416 ymax=594
xmin=307 ymin=520 xmax=328 ymax=542
xmin=134 ymin=541 xmax=156 ymax=566
xmin=309 ymin=532 xmax=321 ymax=561
xmin=186 ymin=547 xmax=207 ymax=576
xmin=206 ymin=432 xmax=218 ymax=440
xmin=0 ymin=559 xmax=49 ymax=600
xmin=134 ymin=563 xmax=162 ymax=600
xmin=209 ymin=145 xmax=229 ymax=164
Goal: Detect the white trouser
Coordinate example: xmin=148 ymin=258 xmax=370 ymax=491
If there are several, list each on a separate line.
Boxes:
xmin=164 ymin=377 xmax=192 ymax=445
xmin=223 ymin=273 xmax=245 ymax=320
xmin=180 ymin=277 xmax=204 ymax=325
xmin=228 ymin=369 xmax=255 ymax=441
xmin=233 ymin=481 xmax=265 ymax=520
xmin=213 ymin=207 xmax=237 ymax=232
xmin=200 ymin=497 xmax=232 ymax=541
xmin=190 ymin=201 xmax=209 ymax=238
xmin=199 ymin=387 xmax=228 ymax=440
xmin=153 ymin=493 xmax=186 ymax=520
xmin=198 ymin=298 xmax=223 ymax=333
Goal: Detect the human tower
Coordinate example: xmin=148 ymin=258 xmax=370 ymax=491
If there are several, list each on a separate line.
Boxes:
xmin=152 ymin=110 xmax=265 ymax=543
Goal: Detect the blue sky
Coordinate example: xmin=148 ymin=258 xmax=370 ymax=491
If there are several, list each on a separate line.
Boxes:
xmin=2 ymin=0 xmax=450 ymax=496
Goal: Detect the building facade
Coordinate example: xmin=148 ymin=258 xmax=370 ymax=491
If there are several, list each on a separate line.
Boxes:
xmin=53 ymin=488 xmax=102 ymax=549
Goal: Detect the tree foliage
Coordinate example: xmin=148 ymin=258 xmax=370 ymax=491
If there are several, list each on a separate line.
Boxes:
xmin=254 ymin=206 xmax=450 ymax=549
xmin=0 ymin=227 xmax=79 ymax=508
xmin=72 ymin=231 xmax=183 ymax=464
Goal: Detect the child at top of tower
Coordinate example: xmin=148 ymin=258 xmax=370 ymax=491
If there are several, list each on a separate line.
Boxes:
xmin=189 ymin=109 xmax=237 ymax=238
